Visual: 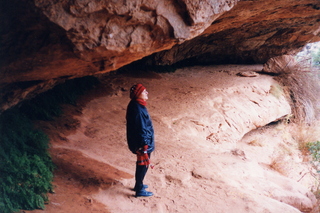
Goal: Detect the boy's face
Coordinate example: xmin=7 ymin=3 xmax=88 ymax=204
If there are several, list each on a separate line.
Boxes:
xmin=138 ymin=89 xmax=148 ymax=101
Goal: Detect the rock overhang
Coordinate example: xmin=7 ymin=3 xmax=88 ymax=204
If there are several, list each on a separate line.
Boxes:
xmin=0 ymin=0 xmax=319 ymax=112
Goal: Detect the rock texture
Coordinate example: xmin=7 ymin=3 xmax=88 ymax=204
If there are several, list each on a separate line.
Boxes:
xmin=32 ymin=65 xmax=319 ymax=213
xmin=0 ymin=0 xmax=320 ymax=111
xmin=144 ymin=0 xmax=320 ymax=66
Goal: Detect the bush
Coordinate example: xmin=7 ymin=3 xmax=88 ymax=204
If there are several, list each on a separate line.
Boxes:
xmin=275 ymin=64 xmax=320 ymax=124
xmin=312 ymin=49 xmax=320 ymax=67
xmin=0 ymin=76 xmax=99 ymax=212
xmin=0 ymin=109 xmax=54 ymax=212
xmin=307 ymin=141 xmax=320 ymax=164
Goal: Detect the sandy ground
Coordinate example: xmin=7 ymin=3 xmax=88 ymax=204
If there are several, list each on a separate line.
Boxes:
xmin=28 ymin=65 xmax=319 ymax=213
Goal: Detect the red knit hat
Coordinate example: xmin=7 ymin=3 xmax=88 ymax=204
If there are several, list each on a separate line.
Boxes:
xmin=130 ymin=83 xmax=146 ymax=99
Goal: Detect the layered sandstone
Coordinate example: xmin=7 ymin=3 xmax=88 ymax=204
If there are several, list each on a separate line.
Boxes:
xmin=0 ymin=0 xmax=319 ymax=111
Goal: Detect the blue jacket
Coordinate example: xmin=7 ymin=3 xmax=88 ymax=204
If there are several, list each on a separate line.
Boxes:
xmin=126 ymin=100 xmax=155 ymax=154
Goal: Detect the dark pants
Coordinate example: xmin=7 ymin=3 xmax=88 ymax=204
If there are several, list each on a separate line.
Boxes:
xmin=134 ymin=153 xmax=150 ymax=191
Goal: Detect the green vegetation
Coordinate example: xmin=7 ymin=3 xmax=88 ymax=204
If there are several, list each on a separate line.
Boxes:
xmin=0 ymin=109 xmax=54 ymax=212
xmin=307 ymin=141 xmax=320 ymax=167
xmin=312 ymin=48 xmax=320 ymax=67
xmin=0 ymin=76 xmax=99 ymax=212
xmin=269 ymin=83 xmax=284 ymax=99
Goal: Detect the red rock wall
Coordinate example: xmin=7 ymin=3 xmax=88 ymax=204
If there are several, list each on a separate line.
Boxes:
xmin=0 ymin=0 xmax=319 ymax=111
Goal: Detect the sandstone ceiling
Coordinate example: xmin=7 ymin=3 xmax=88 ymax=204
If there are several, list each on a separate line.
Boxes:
xmin=0 ymin=0 xmax=320 ymax=112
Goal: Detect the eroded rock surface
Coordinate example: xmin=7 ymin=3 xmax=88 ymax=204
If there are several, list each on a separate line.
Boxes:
xmin=1 ymin=0 xmax=319 ymax=111
xmin=36 ymin=65 xmax=318 ymax=213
